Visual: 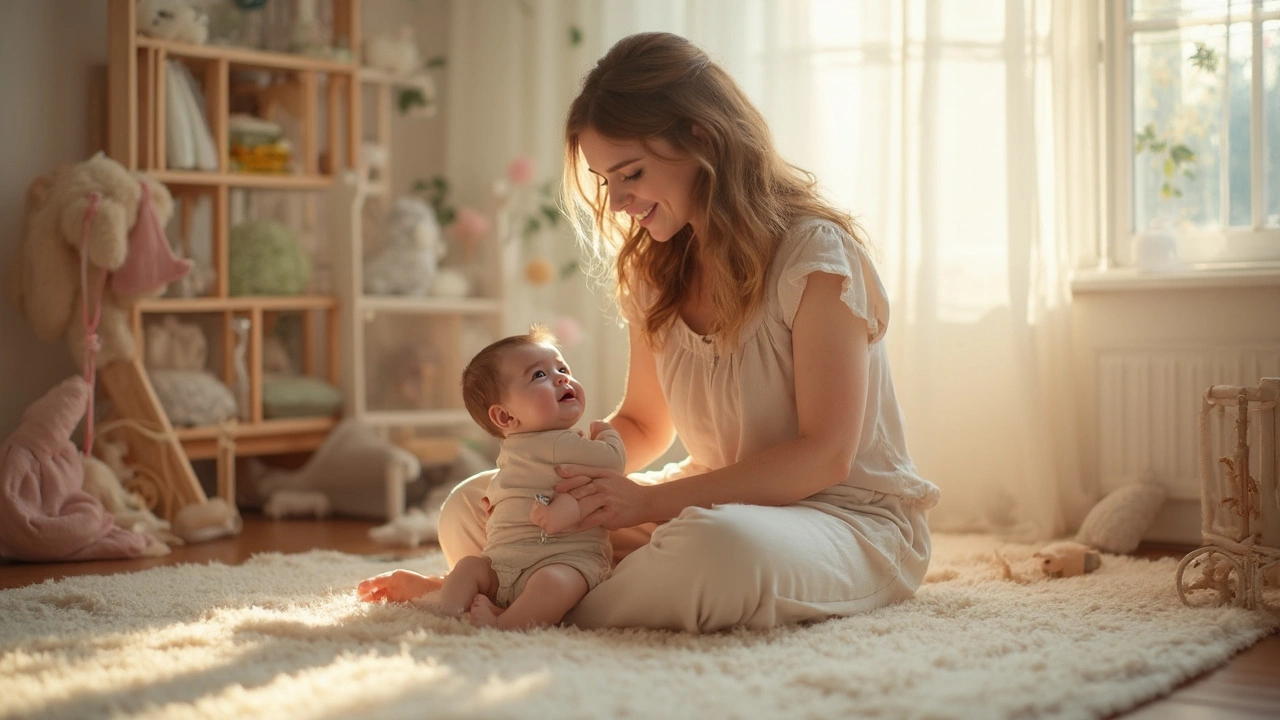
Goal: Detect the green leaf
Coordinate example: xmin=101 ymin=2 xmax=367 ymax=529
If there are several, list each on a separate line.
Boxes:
xmin=559 ymin=261 xmax=579 ymax=280
xmin=569 ymin=25 xmax=583 ymax=46
xmin=1169 ymin=144 xmax=1195 ymax=164
xmin=1163 ymin=157 xmax=1176 ymax=178
xmin=411 ymin=179 xmax=428 ymax=192
xmin=425 ymin=55 xmax=447 ymax=69
xmin=398 ymin=89 xmax=427 ymax=113
xmin=524 ymin=217 xmax=541 ymax=237
xmin=540 ymin=204 xmax=560 ymax=225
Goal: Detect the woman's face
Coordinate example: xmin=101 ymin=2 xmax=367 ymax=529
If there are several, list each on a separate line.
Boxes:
xmin=578 ymin=128 xmax=702 ymax=242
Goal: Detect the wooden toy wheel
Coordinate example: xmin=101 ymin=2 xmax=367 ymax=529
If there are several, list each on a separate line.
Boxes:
xmin=1176 ymin=546 xmax=1244 ymax=607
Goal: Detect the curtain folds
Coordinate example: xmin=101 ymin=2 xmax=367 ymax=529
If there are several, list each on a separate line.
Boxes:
xmin=445 ymin=0 xmax=1101 ymax=540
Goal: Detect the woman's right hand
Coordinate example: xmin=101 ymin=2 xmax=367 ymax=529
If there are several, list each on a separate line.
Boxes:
xmin=554 ymin=464 xmax=657 ymax=530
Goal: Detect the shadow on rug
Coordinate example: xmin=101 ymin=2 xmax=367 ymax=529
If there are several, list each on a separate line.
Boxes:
xmin=1 ymin=534 xmax=1276 ymax=720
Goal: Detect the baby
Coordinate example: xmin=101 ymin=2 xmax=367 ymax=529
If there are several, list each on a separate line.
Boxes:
xmin=357 ymin=325 xmax=624 ymax=629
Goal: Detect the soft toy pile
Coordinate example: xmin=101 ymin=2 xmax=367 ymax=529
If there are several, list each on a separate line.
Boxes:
xmin=0 ymin=378 xmax=167 ymax=561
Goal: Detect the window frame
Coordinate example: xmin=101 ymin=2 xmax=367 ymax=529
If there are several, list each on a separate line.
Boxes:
xmin=1104 ymin=0 xmax=1280 ymax=272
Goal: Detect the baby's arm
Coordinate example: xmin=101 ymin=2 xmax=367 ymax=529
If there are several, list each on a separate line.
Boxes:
xmin=529 ymin=492 xmax=583 ymax=535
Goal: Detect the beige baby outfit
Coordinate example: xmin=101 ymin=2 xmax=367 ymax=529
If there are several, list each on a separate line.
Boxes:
xmin=482 ymin=428 xmax=625 ymax=608
xmin=442 ymin=217 xmax=940 ymax=631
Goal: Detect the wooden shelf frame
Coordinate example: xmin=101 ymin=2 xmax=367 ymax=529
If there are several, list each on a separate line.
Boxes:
xmin=104 ymin=0 xmax=364 ymax=519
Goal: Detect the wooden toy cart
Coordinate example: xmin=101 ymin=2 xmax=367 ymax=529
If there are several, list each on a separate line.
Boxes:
xmin=1176 ymin=379 xmax=1280 ymax=609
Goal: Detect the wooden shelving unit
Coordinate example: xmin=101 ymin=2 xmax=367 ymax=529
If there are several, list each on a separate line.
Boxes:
xmin=104 ymin=0 xmax=363 ymax=518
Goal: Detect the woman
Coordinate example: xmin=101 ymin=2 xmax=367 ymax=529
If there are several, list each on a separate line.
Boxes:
xmin=438 ymin=31 xmax=939 ymax=632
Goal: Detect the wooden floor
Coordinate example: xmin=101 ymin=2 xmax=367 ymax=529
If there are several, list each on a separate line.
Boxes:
xmin=0 ymin=518 xmax=1275 ymax=719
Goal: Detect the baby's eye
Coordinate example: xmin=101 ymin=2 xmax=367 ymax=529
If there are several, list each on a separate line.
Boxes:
xmin=532 ymin=370 xmax=547 ymax=379
xmin=622 ymin=169 xmax=643 ymax=182
xmin=558 ymin=366 xmax=570 ymax=375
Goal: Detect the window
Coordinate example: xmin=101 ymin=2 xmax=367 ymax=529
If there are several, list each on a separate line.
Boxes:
xmin=1109 ymin=0 xmax=1280 ymax=267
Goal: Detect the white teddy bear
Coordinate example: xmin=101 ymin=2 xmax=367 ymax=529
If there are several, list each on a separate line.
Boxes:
xmin=136 ymin=0 xmax=209 ymax=45
xmin=363 ymin=196 xmax=446 ymax=296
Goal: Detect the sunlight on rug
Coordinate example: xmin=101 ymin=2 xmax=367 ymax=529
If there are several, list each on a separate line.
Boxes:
xmin=1 ymin=534 xmax=1276 ymax=720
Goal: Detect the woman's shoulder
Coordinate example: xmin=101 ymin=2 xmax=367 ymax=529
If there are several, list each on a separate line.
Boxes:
xmin=774 ymin=216 xmax=872 ymax=272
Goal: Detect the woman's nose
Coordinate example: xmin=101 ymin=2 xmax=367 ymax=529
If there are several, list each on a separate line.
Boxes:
xmin=607 ymin=186 xmax=629 ymax=213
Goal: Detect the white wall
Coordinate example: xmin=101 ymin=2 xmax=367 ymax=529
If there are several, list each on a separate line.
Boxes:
xmin=0 ymin=1 xmax=108 ymax=440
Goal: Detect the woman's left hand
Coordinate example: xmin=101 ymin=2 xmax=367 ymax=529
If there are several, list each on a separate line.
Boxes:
xmin=554 ymin=464 xmax=653 ymax=531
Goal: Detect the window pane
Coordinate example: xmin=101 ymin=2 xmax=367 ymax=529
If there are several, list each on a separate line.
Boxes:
xmin=1132 ymin=26 xmax=1224 ymax=232
xmin=1267 ymin=20 xmax=1279 ymax=227
xmin=1131 ymin=0 xmax=1230 ymax=23
xmin=1228 ymin=22 xmax=1252 ymax=227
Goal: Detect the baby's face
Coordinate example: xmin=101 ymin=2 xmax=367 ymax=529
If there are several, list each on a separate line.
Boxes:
xmin=494 ymin=343 xmax=585 ymax=434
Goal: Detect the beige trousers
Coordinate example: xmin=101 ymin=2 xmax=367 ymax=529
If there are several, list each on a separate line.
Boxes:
xmin=437 ymin=470 xmax=932 ymax=633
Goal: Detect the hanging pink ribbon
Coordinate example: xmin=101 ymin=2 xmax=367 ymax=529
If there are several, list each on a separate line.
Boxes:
xmin=79 ymin=191 xmax=105 ymax=458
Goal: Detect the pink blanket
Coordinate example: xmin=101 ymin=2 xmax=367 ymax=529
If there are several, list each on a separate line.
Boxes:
xmin=0 ymin=376 xmax=155 ymax=561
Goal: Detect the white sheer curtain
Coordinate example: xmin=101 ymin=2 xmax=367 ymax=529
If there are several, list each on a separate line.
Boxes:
xmin=445 ymin=0 xmax=1101 ymax=540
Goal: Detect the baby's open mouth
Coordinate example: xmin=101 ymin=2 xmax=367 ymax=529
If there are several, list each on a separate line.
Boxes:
xmin=559 ymin=388 xmax=576 ymax=402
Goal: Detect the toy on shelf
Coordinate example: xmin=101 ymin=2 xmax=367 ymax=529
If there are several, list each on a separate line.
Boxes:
xmin=1177 ymin=379 xmax=1280 ymax=610
xmin=136 ymin=0 xmax=209 ymax=45
xmin=145 ymin=315 xmax=238 ymax=427
xmin=376 ymin=342 xmax=441 ymax=410
xmin=363 ymin=196 xmax=446 ymax=296
xmin=228 ymin=219 xmax=310 ymax=295
xmin=364 ymin=27 xmax=420 ymax=77
xmin=228 ymin=114 xmax=292 ymax=174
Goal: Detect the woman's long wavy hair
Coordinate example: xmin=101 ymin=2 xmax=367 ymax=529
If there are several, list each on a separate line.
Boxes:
xmin=563 ymin=31 xmax=867 ymax=351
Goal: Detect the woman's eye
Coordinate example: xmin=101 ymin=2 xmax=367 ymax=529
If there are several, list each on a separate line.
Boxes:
xmin=622 ymin=169 xmax=643 ymax=182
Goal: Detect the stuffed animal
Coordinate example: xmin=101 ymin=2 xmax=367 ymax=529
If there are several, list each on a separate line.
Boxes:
xmin=144 ymin=315 xmax=238 ymax=427
xmin=1034 ymin=540 xmax=1102 ymax=579
xmin=7 ymin=153 xmax=191 ymax=370
xmin=136 ymin=0 xmax=209 ymax=45
xmin=364 ymin=196 xmax=446 ymax=296
xmin=263 ymin=489 xmax=331 ymax=520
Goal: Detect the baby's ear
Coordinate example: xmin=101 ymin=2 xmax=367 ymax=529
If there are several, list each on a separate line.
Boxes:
xmin=489 ymin=404 xmax=518 ymax=432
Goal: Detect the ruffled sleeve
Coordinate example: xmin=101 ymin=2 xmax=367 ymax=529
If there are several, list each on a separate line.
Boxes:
xmin=777 ymin=219 xmax=890 ymax=344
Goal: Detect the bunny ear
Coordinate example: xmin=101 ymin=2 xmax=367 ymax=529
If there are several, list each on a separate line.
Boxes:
xmin=15 ymin=377 xmax=91 ymax=446
xmin=110 ymin=181 xmax=191 ymax=297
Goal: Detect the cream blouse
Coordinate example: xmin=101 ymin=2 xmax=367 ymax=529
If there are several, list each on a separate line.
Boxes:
xmin=620 ymin=218 xmax=940 ymax=509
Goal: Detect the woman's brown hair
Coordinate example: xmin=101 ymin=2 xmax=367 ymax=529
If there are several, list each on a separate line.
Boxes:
xmin=563 ymin=31 xmax=867 ymax=351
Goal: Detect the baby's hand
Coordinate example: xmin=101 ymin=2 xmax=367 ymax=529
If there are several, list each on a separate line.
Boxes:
xmin=589 ymin=420 xmax=614 ymax=439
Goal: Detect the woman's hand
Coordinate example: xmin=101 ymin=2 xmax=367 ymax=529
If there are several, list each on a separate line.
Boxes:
xmin=554 ymin=464 xmax=655 ymax=531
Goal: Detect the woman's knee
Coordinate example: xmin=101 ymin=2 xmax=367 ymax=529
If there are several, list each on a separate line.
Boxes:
xmin=651 ymin=505 xmax=778 ymax=584
xmin=437 ymin=469 xmax=496 ymax=566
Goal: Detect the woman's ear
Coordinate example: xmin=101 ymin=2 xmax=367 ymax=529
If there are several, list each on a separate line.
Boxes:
xmin=489 ymin=404 xmax=519 ymax=433
xmin=690 ymin=123 xmax=708 ymax=141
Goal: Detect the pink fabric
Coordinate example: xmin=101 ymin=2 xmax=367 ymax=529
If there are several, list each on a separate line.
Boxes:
xmin=110 ymin=181 xmax=191 ymax=297
xmin=0 ymin=377 xmax=154 ymax=562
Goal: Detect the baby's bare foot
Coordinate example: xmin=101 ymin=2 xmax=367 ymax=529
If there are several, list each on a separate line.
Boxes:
xmin=469 ymin=594 xmax=504 ymax=628
xmin=357 ymin=570 xmax=444 ymax=603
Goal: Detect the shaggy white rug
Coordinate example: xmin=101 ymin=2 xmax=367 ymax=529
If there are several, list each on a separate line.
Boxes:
xmin=1 ymin=534 xmax=1275 ymax=720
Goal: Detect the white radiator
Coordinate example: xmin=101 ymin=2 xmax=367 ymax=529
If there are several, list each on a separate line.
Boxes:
xmin=1097 ymin=348 xmax=1280 ymax=500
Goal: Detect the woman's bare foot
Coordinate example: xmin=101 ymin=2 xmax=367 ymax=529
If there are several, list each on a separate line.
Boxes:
xmin=469 ymin=594 xmax=504 ymax=627
xmin=356 ymin=569 xmax=444 ymax=603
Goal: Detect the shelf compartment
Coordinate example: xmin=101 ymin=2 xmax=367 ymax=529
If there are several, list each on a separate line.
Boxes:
xmin=137 ymin=36 xmax=357 ymax=75
xmin=358 ymin=295 xmax=501 ymax=315
xmin=137 ymin=295 xmax=338 ymax=312
xmin=176 ymin=416 xmax=339 ymax=459
xmin=362 ymin=409 xmax=474 ymax=428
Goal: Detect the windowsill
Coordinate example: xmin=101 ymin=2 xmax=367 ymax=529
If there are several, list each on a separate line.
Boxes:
xmin=1071 ymin=264 xmax=1280 ymax=293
